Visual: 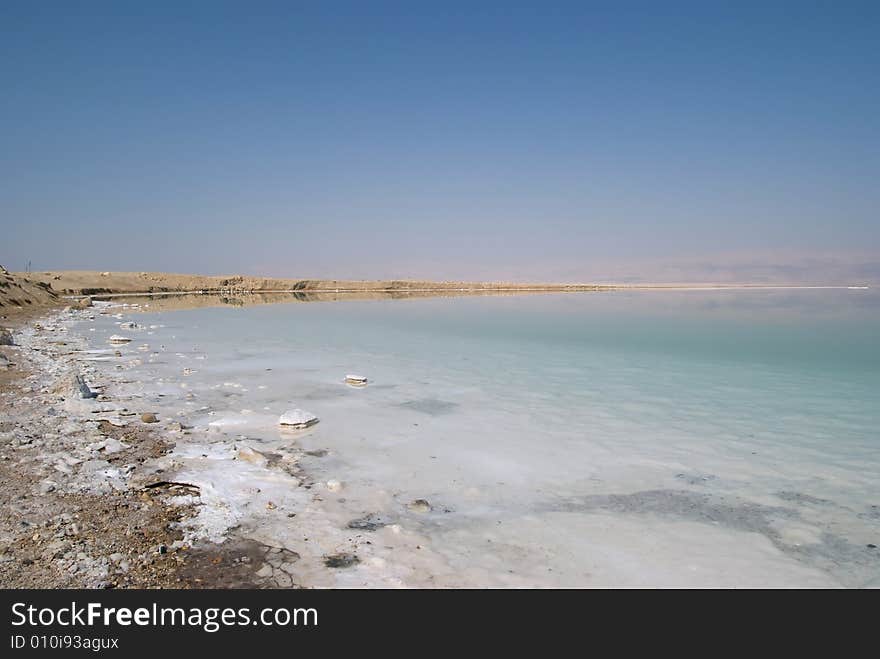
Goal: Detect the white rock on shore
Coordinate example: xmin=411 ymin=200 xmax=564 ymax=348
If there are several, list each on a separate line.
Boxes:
xmin=345 ymin=374 xmax=368 ymax=386
xmin=278 ymin=409 xmax=319 ymax=429
xmin=108 ymin=335 xmax=131 ymax=344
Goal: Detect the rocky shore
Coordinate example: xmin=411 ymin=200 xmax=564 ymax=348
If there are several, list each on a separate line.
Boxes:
xmin=0 ymin=303 xmax=305 ymax=588
xmin=1 ymin=291 xmax=445 ymax=589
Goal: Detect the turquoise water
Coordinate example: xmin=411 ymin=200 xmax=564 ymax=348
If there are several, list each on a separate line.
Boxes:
xmin=85 ymin=290 xmax=880 ymax=586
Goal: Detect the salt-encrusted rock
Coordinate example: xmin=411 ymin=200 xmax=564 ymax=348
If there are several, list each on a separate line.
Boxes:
xmin=407 ymin=499 xmax=432 ymax=513
xmin=108 ymin=335 xmax=131 ymax=344
xmin=119 ymin=322 xmax=139 ymax=330
xmin=345 ymin=374 xmax=368 ymax=386
xmin=278 ymin=409 xmax=319 ymax=429
xmin=0 ymin=329 xmax=13 ymax=346
xmin=75 ymin=375 xmax=98 ymax=399
xmin=140 ymin=413 xmax=158 ymax=424
xmin=326 ymin=479 xmax=343 ymax=492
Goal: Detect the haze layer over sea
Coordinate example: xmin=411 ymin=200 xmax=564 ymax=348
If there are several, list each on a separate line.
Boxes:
xmin=76 ymin=289 xmax=880 ymax=587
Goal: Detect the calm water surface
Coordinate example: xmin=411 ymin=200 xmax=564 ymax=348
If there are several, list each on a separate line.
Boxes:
xmin=83 ymin=290 xmax=880 ymax=586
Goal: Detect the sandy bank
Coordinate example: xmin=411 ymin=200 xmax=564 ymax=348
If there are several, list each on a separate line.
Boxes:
xmin=18 ymin=270 xmax=616 ymax=296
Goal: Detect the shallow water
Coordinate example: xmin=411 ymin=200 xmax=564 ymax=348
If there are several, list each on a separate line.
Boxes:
xmin=79 ymin=290 xmax=880 ymax=586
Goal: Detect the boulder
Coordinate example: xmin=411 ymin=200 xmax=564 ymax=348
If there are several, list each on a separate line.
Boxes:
xmin=77 ymin=297 xmax=93 ymax=308
xmin=140 ymin=413 xmax=158 ymax=424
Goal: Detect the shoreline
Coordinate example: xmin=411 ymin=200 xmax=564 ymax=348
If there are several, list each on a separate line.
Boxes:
xmin=0 ymin=305 xmax=309 ymax=588
xmin=76 ymin=284 xmax=869 ymax=299
xmin=13 ymin=270 xmax=870 ymax=300
xmin=1 ymin=302 xmax=444 ymax=588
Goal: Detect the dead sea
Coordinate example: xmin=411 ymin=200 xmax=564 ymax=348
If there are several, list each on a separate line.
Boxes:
xmin=2 ymin=288 xmax=879 ymax=587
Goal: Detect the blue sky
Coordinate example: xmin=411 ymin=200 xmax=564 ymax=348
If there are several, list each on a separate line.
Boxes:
xmin=1 ymin=1 xmax=878 ymax=282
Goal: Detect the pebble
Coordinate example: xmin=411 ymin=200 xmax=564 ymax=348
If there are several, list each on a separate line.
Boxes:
xmin=140 ymin=413 xmax=159 ymax=423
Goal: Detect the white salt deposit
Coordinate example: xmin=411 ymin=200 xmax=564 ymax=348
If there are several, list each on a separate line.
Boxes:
xmin=278 ymin=409 xmax=319 ymax=429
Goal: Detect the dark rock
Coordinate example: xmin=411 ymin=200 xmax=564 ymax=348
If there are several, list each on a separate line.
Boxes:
xmin=347 ymin=513 xmax=391 ymax=531
xmin=323 ymin=553 xmax=359 ymax=569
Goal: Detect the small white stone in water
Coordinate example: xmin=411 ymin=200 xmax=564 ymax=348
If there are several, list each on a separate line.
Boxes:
xmin=326 ymin=479 xmax=343 ymax=492
xmin=278 ymin=409 xmax=319 ymax=429
xmin=345 ymin=374 xmax=368 ymax=386
xmin=108 ymin=335 xmax=131 ymax=344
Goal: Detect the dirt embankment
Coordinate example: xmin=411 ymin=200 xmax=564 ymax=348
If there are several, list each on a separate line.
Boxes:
xmin=0 ymin=266 xmax=60 ymax=313
xmin=17 ymin=270 xmax=612 ymax=296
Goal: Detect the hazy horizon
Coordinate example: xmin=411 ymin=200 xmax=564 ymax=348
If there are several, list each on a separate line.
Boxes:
xmin=2 ymin=2 xmax=878 ymax=284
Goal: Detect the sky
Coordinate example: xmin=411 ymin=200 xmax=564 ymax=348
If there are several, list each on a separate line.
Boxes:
xmin=1 ymin=1 xmax=878 ymax=283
